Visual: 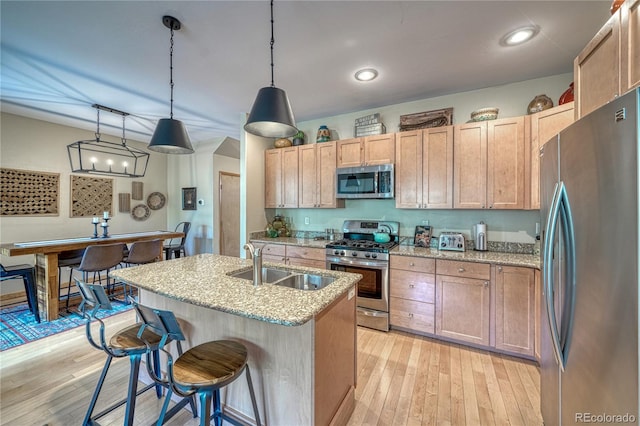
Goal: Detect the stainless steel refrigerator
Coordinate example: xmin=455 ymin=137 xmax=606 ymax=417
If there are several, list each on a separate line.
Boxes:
xmin=540 ymin=88 xmax=639 ymax=425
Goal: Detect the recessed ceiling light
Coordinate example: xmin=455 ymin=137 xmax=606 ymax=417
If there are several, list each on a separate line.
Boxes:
xmin=354 ymin=68 xmax=378 ymax=82
xmin=500 ymin=25 xmax=540 ymax=46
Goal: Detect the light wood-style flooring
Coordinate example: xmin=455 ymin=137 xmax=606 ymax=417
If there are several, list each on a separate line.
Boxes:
xmin=0 ymin=310 xmax=542 ymax=425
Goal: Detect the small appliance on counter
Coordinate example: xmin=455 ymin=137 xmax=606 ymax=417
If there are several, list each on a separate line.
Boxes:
xmin=438 ymin=232 xmax=465 ymax=252
xmin=473 ymin=221 xmax=488 ymax=251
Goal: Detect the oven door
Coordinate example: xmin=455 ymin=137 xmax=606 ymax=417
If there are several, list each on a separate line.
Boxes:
xmin=326 ymin=255 xmax=389 ymax=313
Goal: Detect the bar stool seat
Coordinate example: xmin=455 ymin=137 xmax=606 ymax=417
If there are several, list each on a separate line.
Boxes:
xmin=157 ymin=339 xmax=262 ymax=426
xmin=0 ymin=263 xmax=40 ymax=323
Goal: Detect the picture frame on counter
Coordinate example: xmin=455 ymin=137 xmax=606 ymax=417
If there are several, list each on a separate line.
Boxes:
xmin=182 ymin=187 xmax=197 ymax=210
xmin=414 ymin=225 xmax=432 ymax=247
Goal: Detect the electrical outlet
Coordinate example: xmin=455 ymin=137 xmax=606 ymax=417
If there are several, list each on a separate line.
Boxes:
xmin=304 ymin=217 xmax=310 ymax=225
xmin=422 ymin=220 xmax=429 ymax=226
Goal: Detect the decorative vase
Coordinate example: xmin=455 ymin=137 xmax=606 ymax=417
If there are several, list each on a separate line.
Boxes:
xmin=559 ymin=82 xmax=574 ymax=105
xmin=527 ymin=94 xmax=554 ymax=114
xmin=274 ymin=138 xmax=292 ymax=148
xmin=292 ymin=130 xmax=305 ymax=146
xmin=316 ymin=125 xmax=331 ymax=143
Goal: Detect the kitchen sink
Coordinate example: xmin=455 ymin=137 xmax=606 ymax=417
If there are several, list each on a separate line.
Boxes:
xmin=228 ymin=267 xmax=335 ymax=290
xmin=273 ymin=273 xmax=336 ymax=291
xmin=228 ymin=267 xmax=292 ymax=283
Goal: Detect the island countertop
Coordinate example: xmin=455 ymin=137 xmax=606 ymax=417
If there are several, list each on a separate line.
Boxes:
xmin=110 ymin=253 xmax=361 ymax=326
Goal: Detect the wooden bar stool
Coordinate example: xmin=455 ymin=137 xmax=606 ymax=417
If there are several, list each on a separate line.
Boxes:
xmin=0 ymin=263 xmax=40 ymax=323
xmin=75 ymin=279 xmax=192 ymax=426
xmin=156 ymin=338 xmax=262 ymax=426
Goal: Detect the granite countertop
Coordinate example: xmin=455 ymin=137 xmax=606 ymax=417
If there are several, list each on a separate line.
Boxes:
xmin=111 ymin=254 xmax=360 ymax=326
xmin=392 ymin=246 xmax=540 ymax=269
xmin=249 ymin=237 xmax=330 ymax=249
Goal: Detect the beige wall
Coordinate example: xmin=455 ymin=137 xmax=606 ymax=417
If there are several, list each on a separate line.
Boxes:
xmin=0 ymin=112 xmax=169 ymax=292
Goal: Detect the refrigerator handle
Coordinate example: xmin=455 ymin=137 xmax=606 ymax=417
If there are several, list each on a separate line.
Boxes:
xmin=558 ymin=182 xmax=577 ymax=368
xmin=543 ymin=181 xmax=565 ymax=370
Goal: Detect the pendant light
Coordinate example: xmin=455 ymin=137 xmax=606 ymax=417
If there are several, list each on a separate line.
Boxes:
xmin=244 ymin=0 xmax=297 ymax=138
xmin=148 ymin=15 xmax=194 ymax=154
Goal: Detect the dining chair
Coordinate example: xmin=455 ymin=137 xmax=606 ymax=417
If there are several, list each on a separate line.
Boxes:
xmin=164 ymin=222 xmax=191 ymax=260
xmin=124 ymin=239 xmax=163 ymax=266
xmin=76 ymin=243 xmax=126 ymax=310
xmin=0 ymin=263 xmax=40 ymax=323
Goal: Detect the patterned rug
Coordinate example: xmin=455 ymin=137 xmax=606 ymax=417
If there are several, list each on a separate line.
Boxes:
xmin=0 ymin=302 xmax=133 ymax=351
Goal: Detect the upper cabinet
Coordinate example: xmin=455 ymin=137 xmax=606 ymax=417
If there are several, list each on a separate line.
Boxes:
xmin=395 ymin=126 xmax=454 ymax=209
xmin=529 ymin=102 xmax=575 ymax=209
xmin=575 ymin=0 xmax=640 ymax=119
xmin=265 ymin=146 xmax=299 ymax=208
xmin=336 ymin=134 xmax=395 ymax=168
xmin=298 ymin=142 xmax=344 ymax=209
xmin=454 ymin=117 xmax=527 ymax=209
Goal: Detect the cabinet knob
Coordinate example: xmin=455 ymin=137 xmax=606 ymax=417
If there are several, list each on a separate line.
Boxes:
xmin=409 ymin=262 xmax=415 ymax=266
xmin=489 ymin=205 xmax=493 ymax=209
xmin=498 ymin=266 xmax=503 ymax=272
xmin=458 ymin=268 xmax=465 ymax=272
xmin=409 ymin=284 xmax=415 ymax=288
xmin=408 ymin=313 xmax=414 ymax=318
xmin=484 ymin=281 xmax=489 ymax=288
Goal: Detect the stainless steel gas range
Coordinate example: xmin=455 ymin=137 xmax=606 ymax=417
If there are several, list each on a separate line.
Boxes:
xmin=325 ymin=220 xmax=400 ymax=331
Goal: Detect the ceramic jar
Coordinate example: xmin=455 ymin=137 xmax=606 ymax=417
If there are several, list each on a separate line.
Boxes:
xmin=292 ymin=130 xmax=305 ymax=146
xmin=559 ymin=82 xmax=574 ymax=105
xmin=527 ymin=94 xmax=554 ymax=114
xmin=316 ymin=125 xmax=331 ymax=143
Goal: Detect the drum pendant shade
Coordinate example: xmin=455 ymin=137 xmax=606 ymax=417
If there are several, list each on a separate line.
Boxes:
xmin=149 ymin=118 xmax=193 ymax=154
xmin=244 ymin=87 xmax=297 ymax=138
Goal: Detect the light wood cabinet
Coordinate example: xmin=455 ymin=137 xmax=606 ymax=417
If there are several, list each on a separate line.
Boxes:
xmin=390 ymin=256 xmax=436 ymax=334
xmin=453 ymin=117 xmax=526 ymax=209
xmin=336 ymin=134 xmax=395 ymax=167
xmin=395 ymin=127 xmax=454 ymax=209
xmin=298 ymin=142 xmax=344 ymax=209
xmin=494 ymin=265 xmax=535 ymax=357
xmin=574 ymin=0 xmax=640 ymax=119
xmin=529 ymin=103 xmax=575 ymax=209
xmin=259 ymin=243 xmax=325 ymax=269
xmin=265 ymin=147 xmax=298 ymax=208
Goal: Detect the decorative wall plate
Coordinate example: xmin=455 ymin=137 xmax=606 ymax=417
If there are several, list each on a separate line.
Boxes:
xmin=147 ymin=192 xmax=166 ymax=210
xmin=131 ymin=204 xmax=151 ymax=221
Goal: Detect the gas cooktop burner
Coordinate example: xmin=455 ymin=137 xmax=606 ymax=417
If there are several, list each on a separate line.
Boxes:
xmin=326 ymin=238 xmax=399 ymax=253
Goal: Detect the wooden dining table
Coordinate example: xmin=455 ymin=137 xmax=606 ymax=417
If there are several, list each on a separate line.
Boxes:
xmin=0 ymin=230 xmax=183 ymax=321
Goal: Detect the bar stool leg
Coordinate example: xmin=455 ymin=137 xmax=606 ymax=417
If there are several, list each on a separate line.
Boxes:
xmin=199 ymin=391 xmax=213 ymax=426
xmin=83 ymin=356 xmax=113 ymax=426
xmin=245 ymin=366 xmax=262 ymax=426
xmin=124 ymin=354 xmax=142 ymax=426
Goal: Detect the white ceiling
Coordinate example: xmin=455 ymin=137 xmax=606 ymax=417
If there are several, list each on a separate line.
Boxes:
xmin=0 ymin=1 xmax=610 ymax=147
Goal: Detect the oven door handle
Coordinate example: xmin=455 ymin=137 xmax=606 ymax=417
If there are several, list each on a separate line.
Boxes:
xmin=326 ymin=256 xmax=389 ymax=269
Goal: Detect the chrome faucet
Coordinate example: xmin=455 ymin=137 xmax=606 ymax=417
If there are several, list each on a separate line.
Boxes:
xmin=243 ymin=243 xmax=263 ymax=286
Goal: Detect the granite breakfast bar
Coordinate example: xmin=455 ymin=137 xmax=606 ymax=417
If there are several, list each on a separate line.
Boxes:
xmin=111 ymin=253 xmax=361 ymax=426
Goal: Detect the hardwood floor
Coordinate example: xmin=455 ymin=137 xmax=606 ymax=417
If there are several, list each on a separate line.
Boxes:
xmin=0 ymin=311 xmax=542 ymax=425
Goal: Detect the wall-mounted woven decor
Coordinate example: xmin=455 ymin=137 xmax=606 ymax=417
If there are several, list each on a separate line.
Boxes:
xmin=0 ymin=168 xmax=60 ymax=216
xmin=118 ymin=193 xmax=131 ymax=213
xmin=70 ymin=175 xmax=113 ymax=217
xmin=132 ymin=181 xmax=143 ymax=200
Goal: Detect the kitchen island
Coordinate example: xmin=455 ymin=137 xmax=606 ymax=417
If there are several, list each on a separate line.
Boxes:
xmin=111 ymin=254 xmax=361 ymax=426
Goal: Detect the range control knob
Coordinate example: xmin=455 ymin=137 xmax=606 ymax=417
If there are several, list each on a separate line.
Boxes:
xmin=364 ymin=253 xmax=371 ymax=258
xmin=340 ymin=250 xmax=346 ymax=256
xmin=351 ymin=251 xmax=358 ymax=257
xmin=371 ymin=253 xmax=378 ymax=259
xmin=333 ymin=250 xmax=340 ymax=255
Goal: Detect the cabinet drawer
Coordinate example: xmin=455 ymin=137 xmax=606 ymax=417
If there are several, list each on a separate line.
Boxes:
xmin=286 ymin=245 xmax=325 ymax=261
xmin=263 ymin=254 xmax=286 ymax=264
xmin=390 ymin=269 xmax=435 ymax=303
xmin=260 ymin=243 xmax=286 ymax=257
xmin=390 ymin=256 xmax=435 ymax=273
xmin=436 ymin=259 xmax=490 ymax=280
xmin=390 ymin=297 xmax=435 ymax=334
xmin=287 ymin=257 xmax=325 ymax=269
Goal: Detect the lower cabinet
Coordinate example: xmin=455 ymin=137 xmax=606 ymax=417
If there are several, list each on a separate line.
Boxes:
xmin=435 ymin=261 xmax=491 ymax=347
xmin=390 ymin=255 xmax=537 ymax=359
xmin=259 ymin=243 xmax=325 ymax=269
xmin=389 ymin=257 xmax=436 ymax=334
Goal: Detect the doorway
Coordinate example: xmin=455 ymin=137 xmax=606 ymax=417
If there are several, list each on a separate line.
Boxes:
xmin=219 ymin=172 xmax=240 ymax=256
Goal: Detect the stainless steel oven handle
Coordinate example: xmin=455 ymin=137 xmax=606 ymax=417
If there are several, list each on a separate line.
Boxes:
xmin=326 ymin=256 xmax=389 ymax=269
xmin=357 ymin=308 xmax=386 ymax=317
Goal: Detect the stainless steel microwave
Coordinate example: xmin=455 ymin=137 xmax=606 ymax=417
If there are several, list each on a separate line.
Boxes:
xmin=336 ymin=164 xmax=394 ymax=199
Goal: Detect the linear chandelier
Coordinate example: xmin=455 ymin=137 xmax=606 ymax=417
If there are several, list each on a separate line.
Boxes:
xmin=67 ymin=104 xmax=150 ymax=178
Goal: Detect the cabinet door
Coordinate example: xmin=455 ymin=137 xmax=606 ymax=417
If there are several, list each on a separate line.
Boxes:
xmin=494 ymin=266 xmax=535 ymax=357
xmin=298 ymin=145 xmax=318 ymax=208
xmin=621 ymin=0 xmax=640 ymax=93
xmin=264 ymin=149 xmax=282 ymax=208
xmin=281 ymin=147 xmax=299 ymax=208
xmin=454 ymin=121 xmax=487 ymax=209
xmin=574 ymin=11 xmax=621 ymax=119
xmin=530 ymin=103 xmax=574 ymax=209
xmin=423 ymin=126 xmax=454 ymax=208
xmin=487 ymin=116 xmax=526 ymax=209
xmin=436 ymin=274 xmax=490 ymax=346
xmin=336 ymin=138 xmax=363 ymax=167
xmin=316 ymin=141 xmax=341 ymax=208
xmin=395 ymin=131 xmax=423 ymax=208
xmin=364 ymin=134 xmax=395 ymax=165
xmin=390 ymin=297 xmax=435 ymax=335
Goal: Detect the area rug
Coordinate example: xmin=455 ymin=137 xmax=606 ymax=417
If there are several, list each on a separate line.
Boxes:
xmin=0 ymin=302 xmax=133 ymax=351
